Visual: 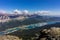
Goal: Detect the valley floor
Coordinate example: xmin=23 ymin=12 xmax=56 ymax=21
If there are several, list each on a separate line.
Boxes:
xmin=0 ymin=27 xmax=60 ymax=40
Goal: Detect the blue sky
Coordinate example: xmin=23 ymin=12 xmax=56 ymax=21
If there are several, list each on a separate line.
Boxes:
xmin=0 ymin=0 xmax=60 ymax=15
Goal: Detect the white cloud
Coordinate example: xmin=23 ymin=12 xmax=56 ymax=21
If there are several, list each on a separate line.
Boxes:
xmin=0 ymin=10 xmax=51 ymax=16
xmin=23 ymin=10 xmax=29 ymax=14
xmin=13 ymin=9 xmax=22 ymax=14
xmin=0 ymin=9 xmax=52 ymax=16
xmin=13 ymin=9 xmax=29 ymax=15
xmin=34 ymin=10 xmax=50 ymax=15
xmin=0 ymin=9 xmax=50 ymax=15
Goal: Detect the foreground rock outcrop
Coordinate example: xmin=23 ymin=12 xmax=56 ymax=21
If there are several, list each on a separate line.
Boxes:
xmin=0 ymin=35 xmax=21 ymax=40
xmin=37 ymin=27 xmax=60 ymax=40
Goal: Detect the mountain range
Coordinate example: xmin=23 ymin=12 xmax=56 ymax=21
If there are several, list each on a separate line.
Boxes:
xmin=0 ymin=13 xmax=60 ymax=23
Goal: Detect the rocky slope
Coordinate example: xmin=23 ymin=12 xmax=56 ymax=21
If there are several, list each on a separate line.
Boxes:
xmin=0 ymin=35 xmax=20 ymax=40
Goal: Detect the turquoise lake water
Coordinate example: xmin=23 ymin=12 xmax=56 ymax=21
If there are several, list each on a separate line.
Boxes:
xmin=0 ymin=21 xmax=59 ymax=35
